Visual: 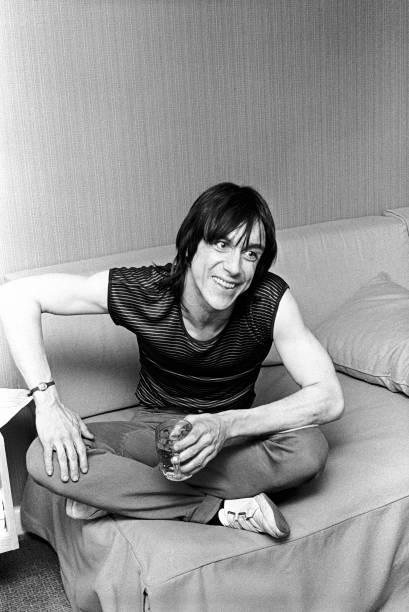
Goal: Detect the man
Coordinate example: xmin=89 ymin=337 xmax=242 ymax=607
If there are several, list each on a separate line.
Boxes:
xmin=0 ymin=183 xmax=343 ymax=539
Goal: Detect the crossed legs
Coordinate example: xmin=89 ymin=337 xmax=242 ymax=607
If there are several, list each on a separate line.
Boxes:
xmin=27 ymin=407 xmax=329 ymax=525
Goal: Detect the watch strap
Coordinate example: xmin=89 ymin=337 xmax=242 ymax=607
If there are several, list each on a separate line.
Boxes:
xmin=27 ymin=381 xmax=56 ymax=397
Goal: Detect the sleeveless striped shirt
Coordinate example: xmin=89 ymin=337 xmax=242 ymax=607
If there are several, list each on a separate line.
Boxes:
xmin=108 ymin=265 xmax=288 ymax=413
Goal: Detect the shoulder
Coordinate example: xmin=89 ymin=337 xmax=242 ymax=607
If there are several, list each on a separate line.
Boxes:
xmin=109 ymin=264 xmax=172 ymax=295
xmin=110 ymin=263 xmax=171 ymax=284
xmin=273 ymin=288 xmax=306 ymax=341
xmin=108 ymin=264 xmax=175 ymax=326
xmin=252 ymin=272 xmax=289 ymax=302
xmin=236 ymin=272 xmax=289 ymax=339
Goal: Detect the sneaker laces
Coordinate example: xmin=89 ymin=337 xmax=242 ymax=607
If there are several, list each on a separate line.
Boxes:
xmin=225 ymin=508 xmax=260 ymax=533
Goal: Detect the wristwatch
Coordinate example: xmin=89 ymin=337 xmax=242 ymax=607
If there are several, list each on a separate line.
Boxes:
xmin=27 ymin=381 xmax=56 ymax=397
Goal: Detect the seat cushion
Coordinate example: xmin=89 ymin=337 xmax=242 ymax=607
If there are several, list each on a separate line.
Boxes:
xmin=21 ymin=370 xmax=409 ymax=611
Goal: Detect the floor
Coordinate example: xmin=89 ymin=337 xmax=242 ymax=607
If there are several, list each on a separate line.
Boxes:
xmin=0 ymin=534 xmax=71 ymax=611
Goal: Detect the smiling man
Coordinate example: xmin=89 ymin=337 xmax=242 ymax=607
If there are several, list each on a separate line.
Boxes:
xmin=0 ymin=182 xmax=343 ymax=538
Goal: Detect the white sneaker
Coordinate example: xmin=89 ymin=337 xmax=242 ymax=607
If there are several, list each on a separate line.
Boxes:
xmin=218 ymin=493 xmax=290 ymax=539
xmin=66 ymin=498 xmax=108 ymax=520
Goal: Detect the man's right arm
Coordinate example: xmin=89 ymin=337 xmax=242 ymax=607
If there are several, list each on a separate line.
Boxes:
xmin=0 ymin=270 xmax=110 ymax=481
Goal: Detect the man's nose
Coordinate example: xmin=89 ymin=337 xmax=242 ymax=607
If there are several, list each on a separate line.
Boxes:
xmin=223 ymin=248 xmax=241 ymax=275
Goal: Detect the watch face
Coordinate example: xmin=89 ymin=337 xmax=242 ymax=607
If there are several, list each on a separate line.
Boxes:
xmin=38 ymin=382 xmax=48 ymax=391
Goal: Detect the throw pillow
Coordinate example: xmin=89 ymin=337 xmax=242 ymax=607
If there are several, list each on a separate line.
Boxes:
xmin=315 ymin=273 xmax=409 ymax=396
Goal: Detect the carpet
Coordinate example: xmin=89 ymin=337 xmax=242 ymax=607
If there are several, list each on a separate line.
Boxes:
xmin=0 ymin=534 xmax=71 ymax=611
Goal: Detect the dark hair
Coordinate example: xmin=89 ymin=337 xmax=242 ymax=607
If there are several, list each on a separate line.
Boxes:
xmin=162 ymin=182 xmax=277 ymax=299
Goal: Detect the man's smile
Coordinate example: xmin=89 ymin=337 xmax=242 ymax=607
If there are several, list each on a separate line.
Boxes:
xmin=183 ymin=222 xmax=264 ymax=315
xmin=212 ymin=275 xmax=238 ymax=290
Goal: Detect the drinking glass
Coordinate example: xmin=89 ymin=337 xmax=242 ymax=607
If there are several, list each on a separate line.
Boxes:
xmin=155 ymin=418 xmax=193 ymax=481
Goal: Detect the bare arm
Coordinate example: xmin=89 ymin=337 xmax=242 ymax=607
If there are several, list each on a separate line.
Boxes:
xmin=0 ymin=271 xmax=109 ymax=481
xmin=176 ymin=290 xmax=344 ymax=474
xmin=219 ymin=290 xmax=344 ymax=438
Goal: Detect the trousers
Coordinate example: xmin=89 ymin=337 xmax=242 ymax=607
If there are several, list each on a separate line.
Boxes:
xmin=27 ymin=406 xmax=329 ymax=524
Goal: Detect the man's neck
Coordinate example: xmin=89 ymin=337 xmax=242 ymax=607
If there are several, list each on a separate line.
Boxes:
xmin=181 ymin=301 xmax=233 ymax=341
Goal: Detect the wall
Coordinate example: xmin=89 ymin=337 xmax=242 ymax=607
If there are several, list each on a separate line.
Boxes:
xmin=1 ymin=0 xmax=408 ymax=276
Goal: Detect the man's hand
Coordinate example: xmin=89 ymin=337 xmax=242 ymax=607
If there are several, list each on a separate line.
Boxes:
xmin=172 ymin=413 xmax=228 ymax=477
xmin=35 ymin=401 xmax=95 ymax=482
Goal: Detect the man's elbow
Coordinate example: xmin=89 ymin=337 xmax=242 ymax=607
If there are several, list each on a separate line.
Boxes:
xmin=327 ymin=393 xmax=345 ymax=422
xmin=0 ymin=278 xmax=42 ymax=313
xmin=0 ymin=281 xmax=25 ymax=313
xmin=319 ymin=381 xmax=344 ymax=424
xmin=0 ymin=282 xmax=14 ymax=316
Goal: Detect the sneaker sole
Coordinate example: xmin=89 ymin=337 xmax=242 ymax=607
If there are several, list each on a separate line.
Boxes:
xmin=255 ymin=493 xmax=290 ymax=539
xmin=66 ymin=499 xmax=108 ymax=520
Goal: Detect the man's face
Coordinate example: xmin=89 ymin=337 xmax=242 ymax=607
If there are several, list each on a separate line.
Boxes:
xmin=184 ymin=222 xmax=265 ymax=314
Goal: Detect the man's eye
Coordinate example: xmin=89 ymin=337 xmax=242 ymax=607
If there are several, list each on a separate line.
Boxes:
xmin=244 ymin=250 xmax=259 ymax=261
xmin=215 ymin=240 xmax=227 ymax=250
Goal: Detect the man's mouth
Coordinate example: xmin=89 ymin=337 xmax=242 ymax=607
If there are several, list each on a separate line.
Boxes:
xmin=212 ymin=276 xmax=237 ymax=289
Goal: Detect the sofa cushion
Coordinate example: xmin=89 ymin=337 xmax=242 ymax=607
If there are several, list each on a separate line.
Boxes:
xmin=273 ymin=214 xmax=409 ymax=329
xmin=315 ymin=273 xmax=409 ymax=396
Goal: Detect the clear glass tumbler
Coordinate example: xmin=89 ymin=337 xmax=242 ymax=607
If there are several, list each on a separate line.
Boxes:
xmin=155 ymin=418 xmax=193 ymax=481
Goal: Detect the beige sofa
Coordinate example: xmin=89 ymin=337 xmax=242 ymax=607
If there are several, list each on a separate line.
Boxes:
xmin=3 ymin=207 xmax=409 ymax=611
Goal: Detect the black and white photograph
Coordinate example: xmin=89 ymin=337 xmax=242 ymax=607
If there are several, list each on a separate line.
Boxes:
xmin=0 ymin=1 xmax=408 ymax=610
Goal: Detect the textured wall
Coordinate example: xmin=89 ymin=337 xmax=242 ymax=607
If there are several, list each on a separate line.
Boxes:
xmin=0 ymin=0 xmax=408 ymax=274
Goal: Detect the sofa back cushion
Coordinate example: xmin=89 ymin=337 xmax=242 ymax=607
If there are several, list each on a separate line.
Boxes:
xmin=273 ymin=213 xmax=409 ymax=329
xmin=2 ymin=212 xmax=409 ymax=417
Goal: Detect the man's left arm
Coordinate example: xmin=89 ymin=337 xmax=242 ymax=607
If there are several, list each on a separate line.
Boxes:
xmin=175 ymin=289 xmax=344 ymax=474
xmin=221 ymin=289 xmax=344 ymax=440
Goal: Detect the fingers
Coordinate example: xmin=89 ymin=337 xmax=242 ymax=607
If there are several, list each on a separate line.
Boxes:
xmin=50 ymin=440 xmax=80 ymax=482
xmin=175 ymin=428 xmax=218 ymax=476
xmin=176 ymin=421 xmax=214 ymax=453
xmin=51 ymin=438 xmax=87 ymax=482
xmin=43 ymin=444 xmax=54 ymax=477
xmin=42 ymin=432 xmax=90 ymax=482
xmin=172 ymin=414 xmax=227 ymax=477
xmin=75 ymin=437 xmax=89 ymax=474
xmin=55 ymin=443 xmax=70 ymax=482
xmin=37 ymin=406 xmax=92 ymax=481
xmin=177 ymin=431 xmax=209 ymax=461
xmin=179 ymin=445 xmax=215 ymax=476
xmin=173 ymin=419 xmax=206 ymax=452
xmin=80 ymin=420 xmax=95 ymax=440
xmin=173 ymin=430 xmax=198 ymax=453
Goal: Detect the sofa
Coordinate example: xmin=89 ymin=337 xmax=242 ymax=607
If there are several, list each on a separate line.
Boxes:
xmin=3 ymin=206 xmax=409 ymax=611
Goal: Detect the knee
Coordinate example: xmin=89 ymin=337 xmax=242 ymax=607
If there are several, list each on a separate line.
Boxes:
xmin=296 ymin=428 xmax=329 ymax=481
xmin=263 ymin=426 xmax=329 ymax=485
xmin=26 ymin=437 xmax=47 ymax=484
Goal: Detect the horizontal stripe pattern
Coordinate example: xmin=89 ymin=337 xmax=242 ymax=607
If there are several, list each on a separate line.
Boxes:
xmin=108 ymin=265 xmax=288 ymax=412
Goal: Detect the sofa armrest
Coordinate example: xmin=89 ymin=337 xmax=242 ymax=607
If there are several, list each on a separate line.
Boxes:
xmin=383 ymin=207 xmax=409 ymax=236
